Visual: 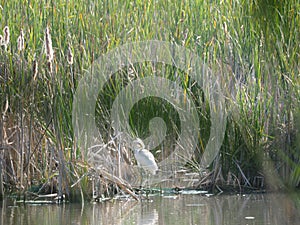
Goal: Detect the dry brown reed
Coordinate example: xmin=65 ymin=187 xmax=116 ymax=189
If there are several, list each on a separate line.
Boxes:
xmin=67 ymin=44 xmax=73 ymax=65
xmin=32 ymin=57 xmax=38 ymax=81
xmin=44 ymin=26 xmax=54 ymax=61
xmin=44 ymin=26 xmax=54 ymax=73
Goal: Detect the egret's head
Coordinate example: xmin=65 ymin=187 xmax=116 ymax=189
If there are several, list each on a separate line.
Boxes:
xmin=131 ymin=138 xmax=145 ymax=151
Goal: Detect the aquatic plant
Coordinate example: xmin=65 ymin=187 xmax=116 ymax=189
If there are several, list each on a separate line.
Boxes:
xmin=0 ymin=0 xmax=299 ymax=201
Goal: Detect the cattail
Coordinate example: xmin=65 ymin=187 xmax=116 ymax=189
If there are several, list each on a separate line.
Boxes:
xmin=0 ymin=35 xmax=3 ymax=45
xmin=3 ymin=26 xmax=9 ymax=46
xmin=44 ymin=26 xmax=54 ymax=62
xmin=2 ymin=26 xmax=9 ymax=51
xmin=67 ymin=44 xmax=73 ymax=65
xmin=47 ymin=56 xmax=53 ymax=74
xmin=17 ymin=29 xmax=25 ymax=52
xmin=32 ymin=58 xmax=38 ymax=81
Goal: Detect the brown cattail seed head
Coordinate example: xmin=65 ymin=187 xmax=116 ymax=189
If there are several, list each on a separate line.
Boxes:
xmin=17 ymin=29 xmax=25 ymax=51
xmin=47 ymin=57 xmax=53 ymax=74
xmin=44 ymin=26 xmax=54 ymax=62
xmin=67 ymin=44 xmax=73 ymax=65
xmin=3 ymin=26 xmax=9 ymax=46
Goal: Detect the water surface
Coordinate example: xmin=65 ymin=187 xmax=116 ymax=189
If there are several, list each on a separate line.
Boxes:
xmin=1 ymin=193 xmax=299 ymax=225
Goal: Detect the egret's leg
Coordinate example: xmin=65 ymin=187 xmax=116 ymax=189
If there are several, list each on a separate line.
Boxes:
xmin=145 ymin=173 xmax=150 ymax=188
xmin=139 ymin=168 xmax=143 ymax=188
xmin=141 ymin=168 xmax=147 ymax=189
xmin=137 ymin=166 xmax=146 ymax=189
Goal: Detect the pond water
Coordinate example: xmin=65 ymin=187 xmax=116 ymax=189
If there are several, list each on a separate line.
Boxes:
xmin=1 ymin=192 xmax=299 ymax=225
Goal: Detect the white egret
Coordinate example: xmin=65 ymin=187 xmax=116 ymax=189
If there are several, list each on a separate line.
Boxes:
xmin=132 ymin=138 xmax=158 ymax=175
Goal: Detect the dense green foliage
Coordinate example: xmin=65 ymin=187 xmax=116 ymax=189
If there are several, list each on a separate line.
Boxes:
xmin=0 ymin=0 xmax=299 ymax=199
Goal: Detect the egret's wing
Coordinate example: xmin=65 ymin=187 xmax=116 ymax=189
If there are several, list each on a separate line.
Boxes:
xmin=134 ymin=149 xmax=158 ymax=174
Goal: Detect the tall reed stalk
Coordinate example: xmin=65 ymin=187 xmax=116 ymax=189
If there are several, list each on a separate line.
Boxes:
xmin=0 ymin=0 xmax=298 ymax=200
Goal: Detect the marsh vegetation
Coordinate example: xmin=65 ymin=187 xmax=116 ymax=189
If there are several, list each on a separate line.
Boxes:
xmin=0 ymin=0 xmax=299 ymax=202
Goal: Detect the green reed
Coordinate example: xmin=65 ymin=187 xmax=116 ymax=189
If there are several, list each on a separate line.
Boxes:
xmin=0 ymin=0 xmax=299 ymax=200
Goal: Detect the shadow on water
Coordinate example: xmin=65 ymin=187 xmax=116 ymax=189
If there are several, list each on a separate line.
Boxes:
xmin=0 ymin=192 xmax=299 ymax=225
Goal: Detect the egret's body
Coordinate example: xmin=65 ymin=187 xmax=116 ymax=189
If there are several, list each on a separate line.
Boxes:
xmin=132 ymin=138 xmax=158 ymax=175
